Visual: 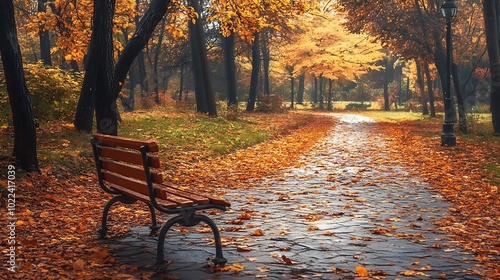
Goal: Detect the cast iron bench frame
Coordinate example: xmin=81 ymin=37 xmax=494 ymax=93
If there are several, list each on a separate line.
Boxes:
xmin=90 ymin=133 xmax=230 ymax=266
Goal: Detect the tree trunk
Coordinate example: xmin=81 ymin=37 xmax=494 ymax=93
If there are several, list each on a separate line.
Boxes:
xmin=246 ymin=32 xmax=260 ymax=111
xmin=179 ymin=63 xmax=185 ymax=101
xmin=261 ymin=31 xmax=271 ymax=95
xmin=188 ymin=20 xmax=208 ymax=112
xmin=424 ymin=63 xmax=436 ymax=117
xmin=38 ymin=0 xmax=52 ymax=66
xmin=384 ymin=58 xmax=390 ymax=111
xmin=153 ymin=18 xmax=167 ymax=103
xmin=298 ymin=73 xmax=305 ymax=104
xmin=452 ymin=63 xmax=467 ymax=133
xmin=223 ymin=33 xmax=238 ymax=106
xmin=416 ymin=61 xmax=429 ymax=115
xmin=0 ymin=0 xmax=39 ymax=171
xmin=327 ymin=79 xmax=333 ymax=111
xmin=290 ymin=74 xmax=295 ymax=109
xmin=312 ymin=77 xmax=318 ymax=104
xmin=482 ymin=0 xmax=500 ymax=133
xmin=113 ymin=0 xmax=171 ymax=102
xmin=75 ymin=0 xmax=171 ymax=132
xmin=190 ymin=0 xmax=217 ymax=116
xmin=74 ymin=58 xmax=96 ymax=132
xmin=319 ymin=75 xmax=324 ymax=110
xmin=92 ymin=0 xmax=117 ymax=135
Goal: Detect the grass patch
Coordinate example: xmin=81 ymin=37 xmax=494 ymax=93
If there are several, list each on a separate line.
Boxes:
xmin=118 ymin=111 xmax=271 ymax=161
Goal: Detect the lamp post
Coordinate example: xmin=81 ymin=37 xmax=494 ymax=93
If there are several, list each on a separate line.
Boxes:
xmin=440 ymin=0 xmax=457 ymax=146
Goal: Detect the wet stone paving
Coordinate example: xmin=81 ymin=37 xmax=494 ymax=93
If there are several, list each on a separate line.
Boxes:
xmin=106 ymin=114 xmax=482 ymax=279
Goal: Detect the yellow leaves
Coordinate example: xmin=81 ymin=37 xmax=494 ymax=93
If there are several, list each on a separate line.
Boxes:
xmin=217 ymin=263 xmax=245 ymax=271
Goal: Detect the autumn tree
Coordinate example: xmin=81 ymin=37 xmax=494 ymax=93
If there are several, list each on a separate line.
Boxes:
xmin=276 ymin=11 xmax=384 ymax=109
xmin=482 ymin=0 xmax=500 ymax=133
xmin=74 ymin=0 xmax=172 ymax=133
xmin=0 ymin=0 xmax=39 ymax=171
xmin=336 ymin=0 xmax=488 ymax=131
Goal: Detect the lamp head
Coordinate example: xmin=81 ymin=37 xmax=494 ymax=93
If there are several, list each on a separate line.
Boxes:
xmin=441 ymin=0 xmax=457 ymax=21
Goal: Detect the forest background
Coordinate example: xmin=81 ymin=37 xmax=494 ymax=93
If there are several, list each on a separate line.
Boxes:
xmin=0 ymin=0 xmax=500 ymax=278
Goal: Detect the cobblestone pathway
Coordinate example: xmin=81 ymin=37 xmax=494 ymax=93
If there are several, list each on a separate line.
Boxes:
xmin=108 ymin=114 xmax=482 ymax=279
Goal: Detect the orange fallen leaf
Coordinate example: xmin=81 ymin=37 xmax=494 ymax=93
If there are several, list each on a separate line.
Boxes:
xmin=72 ymin=259 xmax=85 ymax=271
xmin=250 ymin=229 xmax=264 ymax=236
xmin=356 ymin=265 xmax=369 ymax=276
xmin=236 ymin=245 xmax=252 ymax=252
xmin=281 ymin=255 xmax=293 ymax=265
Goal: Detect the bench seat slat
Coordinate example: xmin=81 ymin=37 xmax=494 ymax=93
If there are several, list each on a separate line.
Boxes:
xmin=163 ymin=182 xmax=231 ymax=207
xmin=100 ymin=159 xmax=163 ymax=184
xmin=110 ymin=185 xmax=178 ymax=209
xmin=155 ymin=184 xmax=209 ymax=205
xmin=93 ymin=133 xmax=159 ymax=152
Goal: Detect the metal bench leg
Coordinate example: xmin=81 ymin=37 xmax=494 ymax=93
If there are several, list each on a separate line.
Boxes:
xmin=145 ymin=203 xmax=160 ymax=235
xmin=156 ymin=215 xmax=183 ymax=264
xmin=98 ymin=196 xmax=136 ymax=238
xmin=194 ymin=214 xmax=227 ymax=267
xmin=98 ymin=196 xmax=123 ymax=238
xmin=155 ymin=214 xmax=227 ymax=267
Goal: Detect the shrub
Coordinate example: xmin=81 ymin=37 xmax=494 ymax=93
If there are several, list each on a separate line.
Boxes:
xmin=257 ymin=94 xmax=284 ymax=112
xmin=345 ymin=102 xmax=371 ymax=110
xmin=23 ymin=62 xmax=83 ymax=123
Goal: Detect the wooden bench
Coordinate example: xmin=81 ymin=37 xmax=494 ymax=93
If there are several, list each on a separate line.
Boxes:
xmin=90 ymin=133 xmax=230 ymax=266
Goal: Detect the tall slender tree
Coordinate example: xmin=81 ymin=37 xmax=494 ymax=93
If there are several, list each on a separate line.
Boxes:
xmin=482 ymin=0 xmax=500 ymax=133
xmin=0 ymin=0 xmax=39 ymax=171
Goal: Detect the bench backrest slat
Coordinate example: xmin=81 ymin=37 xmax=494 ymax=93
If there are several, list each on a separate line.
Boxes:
xmin=102 ymin=171 xmax=165 ymax=199
xmin=98 ymin=146 xmax=161 ymax=168
xmin=93 ymin=133 xmax=159 ymax=152
xmin=100 ymin=159 xmax=163 ymax=184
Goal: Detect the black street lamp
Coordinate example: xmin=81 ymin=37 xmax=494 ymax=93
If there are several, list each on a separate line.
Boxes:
xmin=440 ymin=0 xmax=457 ymax=146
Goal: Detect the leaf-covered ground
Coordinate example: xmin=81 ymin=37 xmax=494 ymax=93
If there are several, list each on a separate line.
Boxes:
xmin=0 ymin=111 xmax=499 ymax=279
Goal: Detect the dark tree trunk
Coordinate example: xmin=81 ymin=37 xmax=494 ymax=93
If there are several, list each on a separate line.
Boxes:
xmin=153 ymin=18 xmax=167 ymax=103
xmin=74 ymin=58 xmax=96 ymax=132
xmin=452 ymin=63 xmax=467 ymax=133
xmin=261 ymin=31 xmax=270 ymax=95
xmin=482 ymin=0 xmax=500 ymax=133
xmin=384 ymin=58 xmax=390 ymax=111
xmin=319 ymin=75 xmax=324 ymax=110
xmin=297 ymin=73 xmax=305 ymax=104
xmin=416 ymin=62 xmax=429 ymax=115
xmin=75 ymin=0 xmax=172 ymax=132
xmin=38 ymin=0 xmax=52 ymax=66
xmin=179 ymin=63 xmax=185 ymax=101
xmin=92 ymin=0 xmax=117 ymax=135
xmin=138 ymin=50 xmax=149 ymax=92
xmin=190 ymin=0 xmax=217 ymax=116
xmin=246 ymin=32 xmax=260 ymax=111
xmin=424 ymin=63 xmax=436 ymax=117
xmin=113 ymin=0 xmax=171 ymax=102
xmin=327 ymin=79 xmax=333 ymax=111
xmin=0 ymin=0 xmax=39 ymax=171
xmin=223 ymin=33 xmax=238 ymax=106
xmin=312 ymin=77 xmax=318 ymax=103
xmin=290 ymin=73 xmax=295 ymax=109
xmin=188 ymin=20 xmax=208 ymax=112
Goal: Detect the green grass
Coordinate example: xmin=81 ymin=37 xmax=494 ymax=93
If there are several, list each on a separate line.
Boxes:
xmin=118 ymin=112 xmax=270 ymax=160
